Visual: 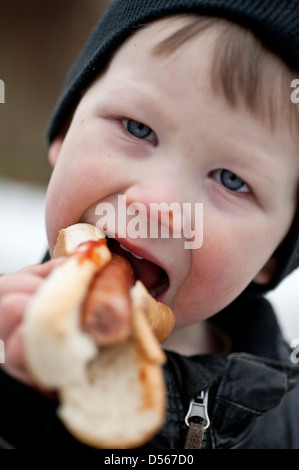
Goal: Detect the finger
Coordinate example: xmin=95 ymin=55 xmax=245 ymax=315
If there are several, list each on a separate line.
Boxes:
xmin=1 ymin=326 xmax=35 ymax=387
xmin=20 ymin=257 xmax=66 ymax=278
xmin=0 ymin=292 xmax=31 ymax=341
xmin=0 ymin=258 xmax=66 ymax=297
xmin=0 ymin=274 xmax=44 ymax=297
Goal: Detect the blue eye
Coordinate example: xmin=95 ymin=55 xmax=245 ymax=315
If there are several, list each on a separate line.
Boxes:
xmin=213 ymin=169 xmax=250 ymax=193
xmin=122 ymin=119 xmax=156 ymax=143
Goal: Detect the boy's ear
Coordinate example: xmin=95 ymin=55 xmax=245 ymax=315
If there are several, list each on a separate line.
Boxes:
xmin=48 ymin=134 xmax=65 ymax=167
xmin=253 ymin=256 xmax=278 ymax=285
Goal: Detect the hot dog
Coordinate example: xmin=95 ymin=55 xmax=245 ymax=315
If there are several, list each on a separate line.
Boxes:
xmin=81 ymin=254 xmax=135 ymax=345
xmin=24 ymin=223 xmax=175 ymax=448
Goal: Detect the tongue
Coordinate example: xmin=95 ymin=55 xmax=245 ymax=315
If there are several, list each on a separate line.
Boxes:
xmin=128 ymin=256 xmax=162 ymax=289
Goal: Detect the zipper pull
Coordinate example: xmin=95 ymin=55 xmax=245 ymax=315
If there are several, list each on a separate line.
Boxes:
xmin=185 ymin=389 xmax=210 ymax=430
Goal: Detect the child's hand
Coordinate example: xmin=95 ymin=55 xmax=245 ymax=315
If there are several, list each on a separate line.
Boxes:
xmin=0 ymin=259 xmax=64 ymax=386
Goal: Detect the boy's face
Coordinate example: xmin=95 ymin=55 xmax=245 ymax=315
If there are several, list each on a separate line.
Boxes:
xmin=46 ymin=17 xmax=299 ymax=328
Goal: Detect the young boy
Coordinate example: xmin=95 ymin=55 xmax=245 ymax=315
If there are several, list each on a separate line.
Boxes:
xmin=0 ymin=0 xmax=299 ymax=449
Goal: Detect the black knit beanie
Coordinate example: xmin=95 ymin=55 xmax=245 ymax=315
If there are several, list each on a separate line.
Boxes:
xmin=47 ymin=0 xmax=299 ymax=293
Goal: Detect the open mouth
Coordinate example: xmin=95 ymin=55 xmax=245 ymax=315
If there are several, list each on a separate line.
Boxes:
xmin=106 ymin=237 xmax=169 ymax=299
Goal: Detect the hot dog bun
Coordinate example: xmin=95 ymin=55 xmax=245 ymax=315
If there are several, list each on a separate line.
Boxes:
xmin=54 ymin=223 xmax=175 ymax=344
xmin=24 ymin=223 xmax=174 ymax=448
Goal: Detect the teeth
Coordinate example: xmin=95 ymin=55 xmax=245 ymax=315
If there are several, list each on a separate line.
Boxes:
xmin=119 ymin=244 xmax=130 ymax=252
xmin=131 ymin=253 xmax=144 ymax=260
xmin=120 ymin=244 xmax=143 ymax=260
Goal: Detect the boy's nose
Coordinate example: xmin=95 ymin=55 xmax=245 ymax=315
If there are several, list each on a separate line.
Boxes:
xmin=124 ymin=183 xmax=184 ymax=237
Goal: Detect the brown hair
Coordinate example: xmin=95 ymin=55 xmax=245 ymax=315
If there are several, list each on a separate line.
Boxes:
xmin=151 ymin=15 xmax=299 ymax=135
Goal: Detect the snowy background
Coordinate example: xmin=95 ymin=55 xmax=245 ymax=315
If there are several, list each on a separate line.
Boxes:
xmin=0 ymin=177 xmax=298 ymax=344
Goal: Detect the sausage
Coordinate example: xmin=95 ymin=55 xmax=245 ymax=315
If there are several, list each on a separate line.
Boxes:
xmin=81 ymin=254 xmax=135 ymax=345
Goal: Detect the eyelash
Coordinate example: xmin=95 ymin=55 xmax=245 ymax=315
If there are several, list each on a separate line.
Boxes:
xmin=211 ymin=169 xmax=251 ymax=194
xmin=118 ymin=117 xmax=157 ymax=145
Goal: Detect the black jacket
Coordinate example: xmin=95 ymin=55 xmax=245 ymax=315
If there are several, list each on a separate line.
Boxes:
xmin=0 ymin=294 xmax=298 ymax=449
xmin=147 ymin=294 xmax=299 ymax=449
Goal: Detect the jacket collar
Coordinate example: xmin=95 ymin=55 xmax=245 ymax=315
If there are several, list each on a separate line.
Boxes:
xmin=205 ymin=294 xmax=299 ymax=446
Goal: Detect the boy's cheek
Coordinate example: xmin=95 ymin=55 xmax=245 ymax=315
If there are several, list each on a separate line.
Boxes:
xmin=168 ymin=249 xmax=223 ymax=325
xmin=171 ymin=238 xmax=260 ymax=326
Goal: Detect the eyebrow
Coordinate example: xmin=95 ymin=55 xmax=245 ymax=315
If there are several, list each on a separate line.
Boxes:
xmin=99 ymin=81 xmax=179 ymax=130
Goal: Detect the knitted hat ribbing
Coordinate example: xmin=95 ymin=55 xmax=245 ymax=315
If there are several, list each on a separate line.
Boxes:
xmin=47 ymin=0 xmax=299 ymax=292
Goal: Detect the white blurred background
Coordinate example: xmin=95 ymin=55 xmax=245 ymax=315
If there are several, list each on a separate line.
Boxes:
xmin=0 ymin=177 xmax=298 ymax=344
xmin=0 ymin=178 xmax=48 ymax=273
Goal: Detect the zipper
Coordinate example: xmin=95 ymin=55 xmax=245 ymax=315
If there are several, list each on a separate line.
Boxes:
xmin=185 ymin=389 xmax=210 ymax=430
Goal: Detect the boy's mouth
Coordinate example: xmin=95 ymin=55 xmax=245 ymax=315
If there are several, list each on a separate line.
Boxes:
xmin=106 ymin=236 xmax=169 ymax=300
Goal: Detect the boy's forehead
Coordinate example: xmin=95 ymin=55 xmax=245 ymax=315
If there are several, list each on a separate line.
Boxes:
xmin=133 ymin=14 xmax=199 ymax=42
xmin=115 ymin=15 xmax=212 ymax=56
xmin=105 ymin=14 xmax=299 ymax=138
xmin=93 ymin=17 xmax=214 ymax=108
xmin=105 ymin=16 xmax=216 ymax=87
